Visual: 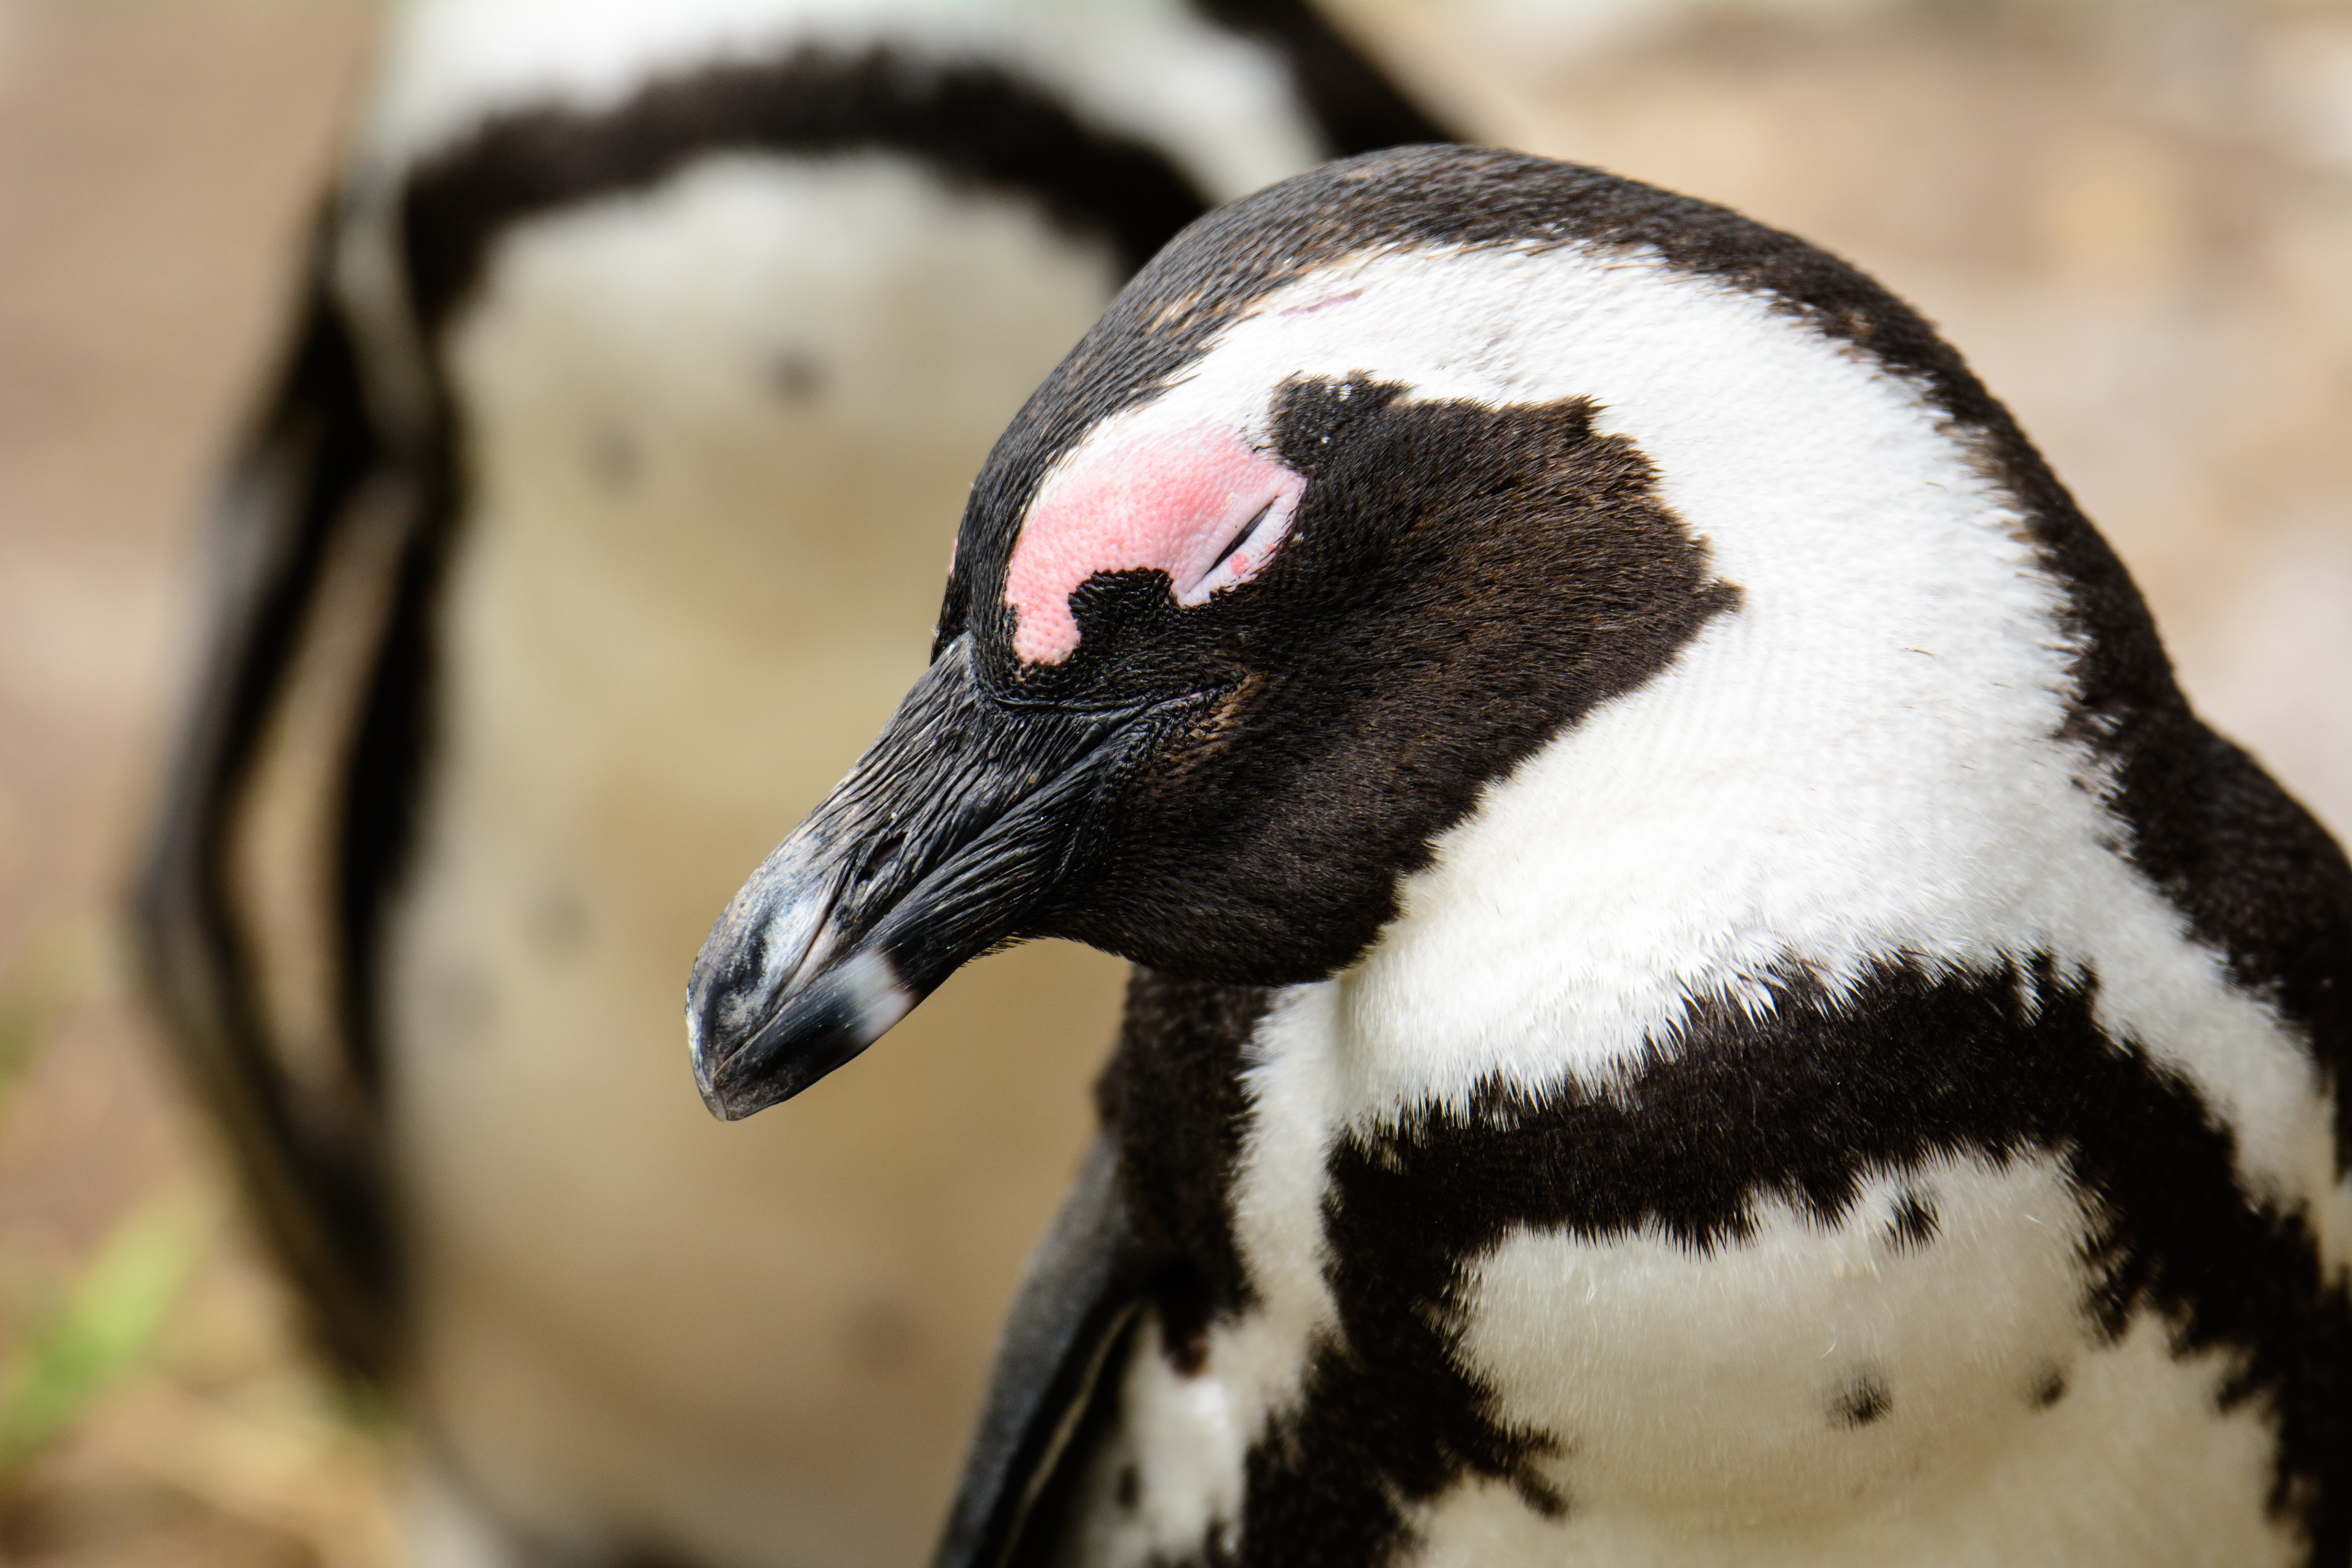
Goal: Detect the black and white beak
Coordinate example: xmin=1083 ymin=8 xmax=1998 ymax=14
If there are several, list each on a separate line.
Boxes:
xmin=686 ymin=637 xmax=1170 ymax=1119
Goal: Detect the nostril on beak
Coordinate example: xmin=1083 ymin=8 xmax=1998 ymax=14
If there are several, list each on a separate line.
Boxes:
xmin=855 ymin=829 xmax=906 ymax=889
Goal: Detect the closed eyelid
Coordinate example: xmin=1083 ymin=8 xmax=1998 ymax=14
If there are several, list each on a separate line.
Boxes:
xmin=1220 ymin=499 xmax=1276 ymax=563
xmin=1180 ymin=485 xmax=1300 ymax=606
xmin=1183 ymin=495 xmax=1280 ymax=596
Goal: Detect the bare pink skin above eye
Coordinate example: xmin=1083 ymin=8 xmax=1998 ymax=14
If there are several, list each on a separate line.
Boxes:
xmin=1004 ymin=427 xmax=1306 ymax=665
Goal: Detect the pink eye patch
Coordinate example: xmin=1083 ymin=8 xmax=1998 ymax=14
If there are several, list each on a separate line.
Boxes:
xmin=1003 ymin=427 xmax=1306 ymax=665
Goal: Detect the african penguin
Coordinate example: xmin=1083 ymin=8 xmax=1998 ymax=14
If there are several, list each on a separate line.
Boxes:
xmin=688 ymin=145 xmax=2352 ymax=1568
xmin=136 ymin=4 xmax=1448 ymax=1564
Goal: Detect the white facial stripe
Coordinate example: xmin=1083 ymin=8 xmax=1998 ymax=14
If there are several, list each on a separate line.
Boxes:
xmin=1031 ymin=242 xmax=1675 ymax=472
xmin=1045 ymin=241 xmax=2346 ymax=1265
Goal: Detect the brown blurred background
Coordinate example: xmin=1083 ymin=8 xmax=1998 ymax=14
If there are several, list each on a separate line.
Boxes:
xmin=0 ymin=0 xmax=2344 ymax=1563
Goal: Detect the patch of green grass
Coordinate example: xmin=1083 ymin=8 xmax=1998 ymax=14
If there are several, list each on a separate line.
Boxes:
xmin=0 ymin=1194 xmax=209 ymax=1477
xmin=0 ymin=917 xmax=206 ymax=1479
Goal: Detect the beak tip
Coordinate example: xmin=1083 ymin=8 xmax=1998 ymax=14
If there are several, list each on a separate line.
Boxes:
xmin=681 ymin=636 xmax=1127 ymax=1111
xmin=686 ymin=1024 xmax=738 ymax=1123
xmin=685 ymin=987 xmax=775 ymax=1122
xmin=690 ymin=1049 xmax=744 ymax=1121
xmin=700 ymin=1076 xmax=770 ymax=1123
xmin=683 ymin=949 xmax=918 ymax=1122
xmin=689 ymin=1031 xmax=790 ymax=1122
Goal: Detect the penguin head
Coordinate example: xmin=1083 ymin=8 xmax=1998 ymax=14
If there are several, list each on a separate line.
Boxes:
xmin=688 ymin=144 xmax=2047 ymax=1119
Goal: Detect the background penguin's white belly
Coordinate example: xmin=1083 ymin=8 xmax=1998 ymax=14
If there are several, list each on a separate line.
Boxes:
xmin=381 ymin=154 xmax=1129 ymax=1564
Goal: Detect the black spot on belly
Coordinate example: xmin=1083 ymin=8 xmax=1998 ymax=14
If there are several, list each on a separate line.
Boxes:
xmin=588 ymin=427 xmax=641 ymax=492
xmin=2030 ymin=1367 xmax=2070 ymax=1410
xmin=842 ymin=1298 xmax=915 ymax=1374
xmin=423 ymin=962 xmax=496 ymax=1041
xmin=1512 ymin=1470 xmax=1568 ymax=1520
xmin=526 ymin=886 xmax=590 ymax=958
xmin=1835 ymin=1371 xmax=1892 ymax=1428
xmin=766 ymin=349 xmax=826 ymax=404
xmin=1116 ymin=1463 xmax=1139 ymax=1510
xmin=1886 ymin=1187 xmax=1940 ymax=1251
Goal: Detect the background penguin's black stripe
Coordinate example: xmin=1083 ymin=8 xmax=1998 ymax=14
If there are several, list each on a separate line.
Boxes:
xmin=1186 ymin=0 xmax=1458 ymax=156
xmin=136 ymin=228 xmax=404 ymax=1379
xmin=334 ymin=437 xmax=456 ymax=1111
xmin=397 ymin=44 xmax=1216 ymax=341
xmin=1165 ymin=956 xmax=2350 ymax=1568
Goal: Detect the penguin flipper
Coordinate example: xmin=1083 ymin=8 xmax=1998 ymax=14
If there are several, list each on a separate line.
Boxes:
xmin=936 ymin=1132 xmax=1147 ymax=1568
xmin=134 ymin=222 xmax=406 ymax=1382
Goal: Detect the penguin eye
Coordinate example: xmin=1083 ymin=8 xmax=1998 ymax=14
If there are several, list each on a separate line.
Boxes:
xmin=1180 ymin=492 xmax=1296 ymax=605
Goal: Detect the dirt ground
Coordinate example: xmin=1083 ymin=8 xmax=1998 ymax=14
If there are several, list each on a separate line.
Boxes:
xmin=0 ymin=1 xmax=2343 ymax=1564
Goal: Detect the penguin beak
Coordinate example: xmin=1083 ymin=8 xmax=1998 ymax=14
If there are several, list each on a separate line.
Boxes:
xmin=686 ymin=635 xmax=1158 ymax=1120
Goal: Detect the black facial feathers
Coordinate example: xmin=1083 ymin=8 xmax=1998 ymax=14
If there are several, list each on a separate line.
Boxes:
xmin=1026 ymin=378 xmax=1737 ymax=984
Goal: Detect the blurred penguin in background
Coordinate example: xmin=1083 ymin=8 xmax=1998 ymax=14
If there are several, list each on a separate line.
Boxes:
xmin=136 ymin=2 xmax=1450 ymax=1563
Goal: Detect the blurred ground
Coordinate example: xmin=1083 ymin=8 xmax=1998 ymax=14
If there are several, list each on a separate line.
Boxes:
xmin=0 ymin=0 xmax=2344 ymax=1564
xmin=0 ymin=3 xmax=400 ymax=1564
